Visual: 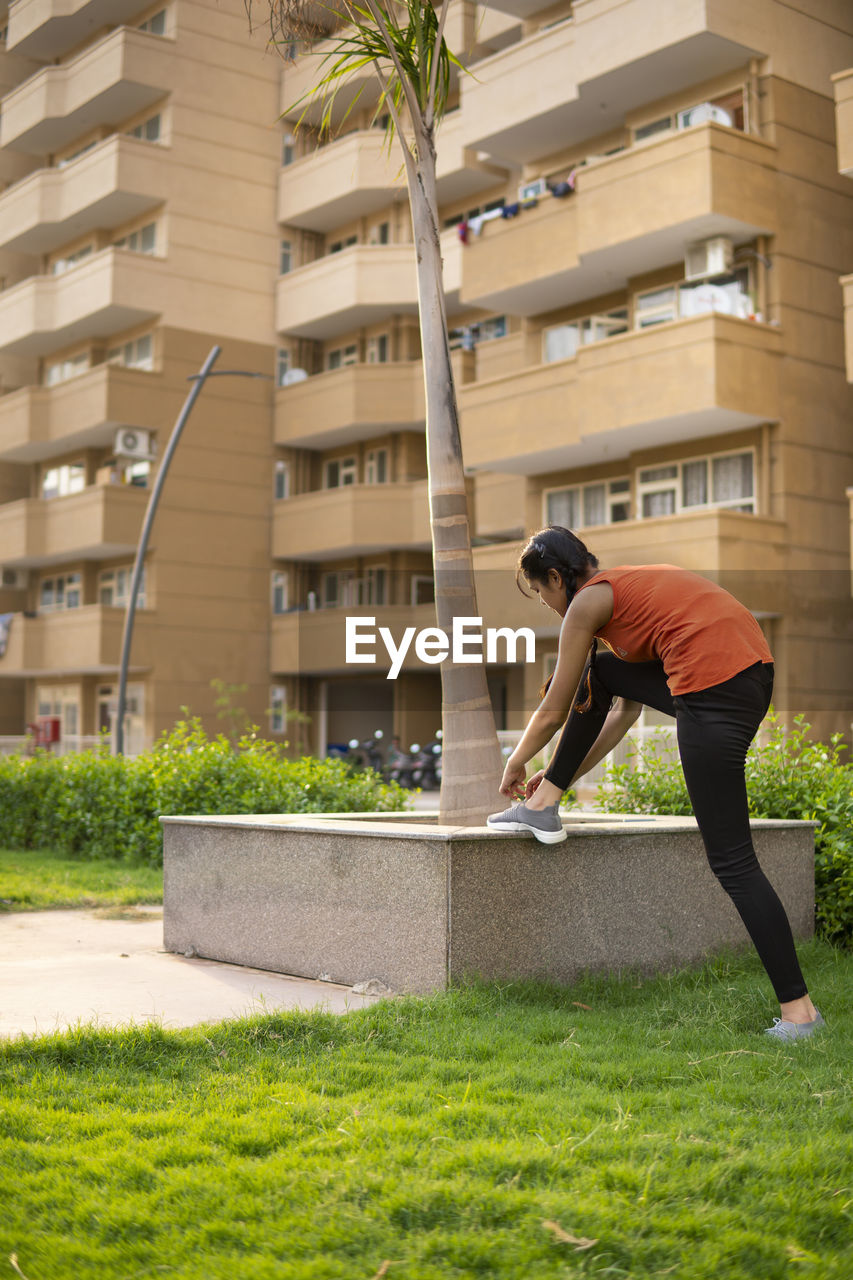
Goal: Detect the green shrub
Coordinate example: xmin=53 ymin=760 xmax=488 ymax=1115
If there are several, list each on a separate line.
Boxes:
xmin=0 ymin=716 xmax=409 ymax=868
xmin=595 ymin=711 xmax=852 ymax=947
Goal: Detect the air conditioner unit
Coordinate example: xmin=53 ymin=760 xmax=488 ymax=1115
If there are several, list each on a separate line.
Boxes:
xmin=1 ymin=567 xmax=28 ymax=589
xmin=684 ymin=235 xmax=734 ymax=281
xmin=519 ymin=177 xmax=548 ymax=202
xmin=281 ymin=368 xmax=308 ymax=386
xmin=114 ymin=427 xmax=154 ymax=459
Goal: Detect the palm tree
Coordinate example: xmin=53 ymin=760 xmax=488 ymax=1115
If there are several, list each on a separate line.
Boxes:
xmin=248 ymin=0 xmax=503 ymax=823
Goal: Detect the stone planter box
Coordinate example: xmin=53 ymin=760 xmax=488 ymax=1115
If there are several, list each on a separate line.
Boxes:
xmin=161 ymin=813 xmax=816 ymax=995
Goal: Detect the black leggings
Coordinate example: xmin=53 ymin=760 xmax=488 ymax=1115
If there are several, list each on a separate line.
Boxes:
xmin=544 ymin=652 xmax=808 ymax=1003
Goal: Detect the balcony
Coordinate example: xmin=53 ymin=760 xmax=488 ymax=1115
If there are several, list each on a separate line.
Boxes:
xmin=0 ymin=482 xmax=149 ymax=568
xmin=834 ymin=68 xmax=853 ymax=178
xmin=278 ymin=131 xmax=405 ymax=233
xmin=6 ymin=1 xmax=151 ymax=59
xmin=0 ymin=26 xmax=174 ymax=154
xmin=460 ymin=124 xmax=777 ymax=314
xmin=472 ymin=509 xmax=789 ymax=635
xmin=0 ymin=246 xmax=168 ymax=357
xmin=0 ymin=135 xmax=170 ymax=256
xmin=460 ymin=313 xmax=781 ymax=473
xmin=460 ymin=0 xmax=762 ymax=165
xmin=0 ymin=604 xmax=155 ymax=678
xmin=271 ymin=602 xmax=437 ymax=675
xmin=272 ymin=481 xmax=431 ymax=560
xmin=275 ymin=362 xmax=425 ymax=449
xmin=276 ymin=244 xmax=419 ymax=340
xmin=0 ymin=363 xmax=166 ymax=463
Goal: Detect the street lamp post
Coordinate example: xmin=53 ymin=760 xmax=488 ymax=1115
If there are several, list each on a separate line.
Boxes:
xmin=115 ymin=345 xmax=272 ymax=755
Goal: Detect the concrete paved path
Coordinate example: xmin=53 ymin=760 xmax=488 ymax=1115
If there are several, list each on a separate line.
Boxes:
xmin=0 ymin=907 xmax=383 ymax=1042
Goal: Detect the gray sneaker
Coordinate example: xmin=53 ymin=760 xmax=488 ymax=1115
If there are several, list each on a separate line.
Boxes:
xmin=764 ymin=1010 xmax=826 ymax=1042
xmin=487 ymin=801 xmax=567 ymax=844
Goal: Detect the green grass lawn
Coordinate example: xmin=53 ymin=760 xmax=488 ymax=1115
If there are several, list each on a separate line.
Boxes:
xmin=0 ymin=848 xmax=162 ymax=912
xmin=1 ymin=940 xmax=851 ymax=1279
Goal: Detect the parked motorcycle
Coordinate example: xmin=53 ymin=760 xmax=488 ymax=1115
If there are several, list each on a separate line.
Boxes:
xmin=385 ymin=739 xmax=418 ymax=788
xmin=411 ymin=731 xmax=442 ymax=790
xmin=345 ymin=730 xmax=385 ymax=774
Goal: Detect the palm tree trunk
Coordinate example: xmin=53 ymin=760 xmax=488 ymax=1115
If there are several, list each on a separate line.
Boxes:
xmin=407 ymin=124 xmax=503 ymax=824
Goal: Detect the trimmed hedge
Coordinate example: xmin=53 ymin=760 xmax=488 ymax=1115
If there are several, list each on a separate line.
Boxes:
xmin=0 ymin=717 xmax=409 ymax=868
xmin=595 ymin=711 xmax=853 ymax=947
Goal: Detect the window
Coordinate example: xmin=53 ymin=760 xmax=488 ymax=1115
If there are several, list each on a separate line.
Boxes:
xmin=370 ymin=221 xmax=390 ymax=245
xmin=127 ymin=113 xmax=161 ymax=142
xmin=38 ymin=573 xmax=81 ymax=612
xmin=274 ymin=460 xmax=290 ymax=500
xmin=138 ymin=9 xmax=167 ymax=35
xmin=122 ymin=460 xmax=150 ymax=488
xmin=56 ymin=139 xmax=98 ymax=169
xmin=326 ymin=344 xmax=358 ymax=371
xmin=411 ymin=575 xmax=435 ymax=606
xmin=44 ymin=352 xmax=89 ymax=386
xmin=282 ymin=133 xmax=295 ymax=166
xmin=106 ymin=334 xmax=153 ymax=370
xmin=270 ymin=685 xmax=286 ymax=733
xmin=363 ymin=567 xmax=387 ymax=605
xmin=50 ymin=244 xmax=93 ymax=275
xmin=634 ymin=90 xmax=745 ymax=145
xmin=329 ymin=235 xmax=357 ymax=254
xmin=634 ymin=115 xmax=674 ymax=144
xmin=635 ymin=287 xmax=677 ymax=329
xmin=272 ymin=571 xmax=289 ymax=614
xmin=365 ymin=449 xmax=388 ymax=484
xmin=635 ymin=269 xmax=752 ymax=330
xmin=99 ymin=567 xmax=146 ymax=609
xmin=321 ymin=571 xmax=354 ymax=608
xmin=543 ymin=307 xmax=628 ymax=362
xmin=276 ymin=348 xmax=290 ymax=386
xmin=637 ymin=450 xmax=755 ymax=519
xmin=114 ymin=222 xmax=157 ymax=254
xmin=367 ymin=334 xmax=389 ymax=363
xmin=279 ymin=239 xmax=292 ymax=275
xmin=481 ymin=315 xmax=507 ymax=341
xmin=544 ymin=478 xmax=630 ymax=528
xmin=41 ymin=463 xmax=85 ymax=500
xmin=324 ymin=456 xmax=357 ymax=487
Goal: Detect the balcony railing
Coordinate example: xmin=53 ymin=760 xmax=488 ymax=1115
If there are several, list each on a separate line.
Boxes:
xmin=278 ymin=131 xmax=405 ymax=233
xmin=0 ymin=246 xmax=167 ymax=357
xmin=271 ymin=602 xmax=437 ymax=675
xmin=460 ymin=123 xmax=777 ymax=314
xmin=272 ymin=480 xmax=431 ymax=560
xmin=276 ymin=243 xmax=419 ymax=340
xmin=460 ymin=0 xmax=764 ymax=165
xmin=459 ymin=313 xmax=781 ymax=473
xmin=0 ymin=26 xmax=173 ymax=154
xmin=0 ymin=482 xmax=148 ymax=568
xmin=274 ymin=361 xmax=425 ymax=449
xmin=0 ymin=134 xmax=170 ymax=256
xmin=6 ymin=1 xmax=150 ymax=59
xmin=0 ymin=362 xmax=162 ymax=463
xmin=0 ymin=603 xmax=155 ymax=677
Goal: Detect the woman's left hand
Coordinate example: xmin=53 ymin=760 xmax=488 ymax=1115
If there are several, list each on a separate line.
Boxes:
xmin=499 ymin=758 xmax=527 ymax=800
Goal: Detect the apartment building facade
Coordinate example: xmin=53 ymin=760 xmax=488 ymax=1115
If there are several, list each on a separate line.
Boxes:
xmin=1 ymin=0 xmax=852 ymax=755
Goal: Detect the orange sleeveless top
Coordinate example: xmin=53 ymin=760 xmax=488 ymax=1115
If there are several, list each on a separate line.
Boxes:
xmin=578 ymin=564 xmax=773 ymax=696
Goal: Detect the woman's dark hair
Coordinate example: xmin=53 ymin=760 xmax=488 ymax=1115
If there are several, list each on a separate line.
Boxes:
xmin=517 ymin=526 xmax=600 ymax=711
xmin=516 ymin=525 xmax=599 ymax=603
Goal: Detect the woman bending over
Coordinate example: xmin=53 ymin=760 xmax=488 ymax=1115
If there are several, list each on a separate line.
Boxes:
xmin=488 ymin=525 xmax=824 ymax=1042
